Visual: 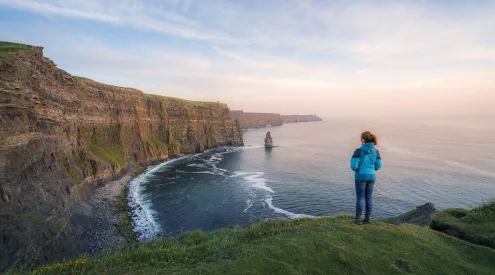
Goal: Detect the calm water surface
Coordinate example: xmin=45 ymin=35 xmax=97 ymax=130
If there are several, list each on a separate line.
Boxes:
xmin=128 ymin=117 xmax=495 ymax=239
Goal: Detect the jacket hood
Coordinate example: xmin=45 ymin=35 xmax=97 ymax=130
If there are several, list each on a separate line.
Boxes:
xmin=360 ymin=142 xmax=376 ymax=154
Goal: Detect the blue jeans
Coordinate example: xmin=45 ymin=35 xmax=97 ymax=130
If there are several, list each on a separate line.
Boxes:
xmin=355 ymin=180 xmax=375 ymax=221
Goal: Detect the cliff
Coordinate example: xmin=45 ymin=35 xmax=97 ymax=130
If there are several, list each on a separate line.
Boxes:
xmin=231 ymin=111 xmax=322 ymax=129
xmin=281 ymin=115 xmax=322 ymax=123
xmin=231 ymin=110 xmax=283 ymax=129
xmin=0 ymin=42 xmax=243 ymax=271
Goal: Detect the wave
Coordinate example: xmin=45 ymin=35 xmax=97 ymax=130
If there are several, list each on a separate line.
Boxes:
xmin=178 ymin=170 xmax=225 ymax=176
xmin=265 ymin=195 xmax=315 ymax=219
xmin=231 ymin=171 xmax=315 ymax=219
xmin=127 ymin=155 xmax=193 ymax=240
xmin=382 ymin=143 xmax=495 ymax=179
xmin=243 ymin=199 xmax=253 ymax=213
xmin=442 ymin=160 xmax=495 ymax=178
xmin=231 ymin=172 xmax=274 ymax=193
xmin=127 ymin=168 xmax=161 ymax=240
xmin=128 ymin=145 xmax=315 ymax=239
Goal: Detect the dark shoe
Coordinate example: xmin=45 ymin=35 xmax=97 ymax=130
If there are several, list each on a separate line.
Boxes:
xmin=363 ymin=219 xmax=373 ymax=224
xmin=354 ymin=220 xmax=363 ymax=225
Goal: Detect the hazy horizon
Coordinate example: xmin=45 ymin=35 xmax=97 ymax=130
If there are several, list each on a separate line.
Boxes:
xmin=1 ymin=0 xmax=494 ymax=117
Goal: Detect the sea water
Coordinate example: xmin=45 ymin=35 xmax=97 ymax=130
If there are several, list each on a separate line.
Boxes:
xmin=128 ymin=117 xmax=495 ymax=240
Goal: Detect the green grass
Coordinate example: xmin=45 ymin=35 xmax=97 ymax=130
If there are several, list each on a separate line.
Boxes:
xmin=118 ymin=180 xmax=137 ymax=244
xmin=379 ymin=216 xmax=397 ymax=224
xmin=89 ymin=140 xmax=127 ymax=166
xmin=430 ymin=200 xmax=495 ymax=249
xmin=67 ymin=167 xmax=80 ymax=185
xmin=0 ymin=41 xmax=34 ymax=54
xmin=10 ymin=215 xmax=495 ymax=275
xmin=146 ymin=136 xmax=168 ymax=149
xmin=144 ymin=93 xmax=229 ymax=108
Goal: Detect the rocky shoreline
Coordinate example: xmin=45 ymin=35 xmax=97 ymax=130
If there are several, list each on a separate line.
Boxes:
xmin=70 ymin=168 xmax=139 ymax=255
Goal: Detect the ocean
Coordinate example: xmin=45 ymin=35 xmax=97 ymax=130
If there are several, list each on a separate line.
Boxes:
xmin=128 ymin=117 xmax=495 ymax=240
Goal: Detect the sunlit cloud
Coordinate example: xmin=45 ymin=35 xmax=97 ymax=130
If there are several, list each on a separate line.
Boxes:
xmin=0 ymin=0 xmax=494 ymax=116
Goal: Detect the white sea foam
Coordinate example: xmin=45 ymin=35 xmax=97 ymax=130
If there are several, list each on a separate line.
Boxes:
xmin=243 ymin=199 xmax=253 ymax=212
xmin=178 ymin=170 xmax=225 ymax=175
xmin=231 ymin=172 xmax=274 ymax=193
xmin=127 ymin=169 xmax=160 ymax=240
xmin=210 ymin=154 xmax=222 ymax=162
xmin=187 ymin=163 xmax=205 ymax=167
xmin=265 ymin=195 xmax=315 ymax=219
xmin=233 ymin=171 xmax=314 ymax=218
xmin=127 ymin=155 xmax=192 ymax=240
xmin=128 ymin=145 xmax=314 ymax=239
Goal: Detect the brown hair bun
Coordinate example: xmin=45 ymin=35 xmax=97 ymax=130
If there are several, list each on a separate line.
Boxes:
xmin=361 ymin=131 xmax=378 ymax=145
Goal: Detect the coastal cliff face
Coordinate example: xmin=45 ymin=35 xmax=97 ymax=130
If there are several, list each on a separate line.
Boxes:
xmin=231 ymin=111 xmax=322 ymax=129
xmin=0 ymin=46 xmax=243 ymax=270
xmin=281 ymin=115 xmax=322 ymax=123
xmin=231 ymin=110 xmax=283 ymax=129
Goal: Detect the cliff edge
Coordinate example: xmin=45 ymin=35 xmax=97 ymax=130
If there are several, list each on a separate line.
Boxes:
xmin=281 ymin=115 xmax=322 ymax=124
xmin=0 ymin=42 xmax=243 ymax=271
xmin=231 ymin=111 xmax=322 ymax=129
xmin=231 ymin=110 xmax=283 ymax=129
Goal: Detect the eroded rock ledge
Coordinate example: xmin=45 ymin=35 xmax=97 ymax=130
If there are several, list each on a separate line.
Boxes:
xmin=0 ymin=45 xmax=243 ymax=271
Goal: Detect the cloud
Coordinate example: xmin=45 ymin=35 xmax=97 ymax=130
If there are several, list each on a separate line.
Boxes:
xmin=0 ymin=0 xmax=238 ymax=44
xmin=2 ymin=0 xmax=494 ymax=61
xmin=1 ymin=0 xmax=494 ymax=116
xmin=0 ymin=0 xmax=119 ymax=22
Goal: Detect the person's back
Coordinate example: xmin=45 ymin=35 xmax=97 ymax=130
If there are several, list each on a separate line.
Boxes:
xmin=350 ymin=131 xmax=382 ymax=224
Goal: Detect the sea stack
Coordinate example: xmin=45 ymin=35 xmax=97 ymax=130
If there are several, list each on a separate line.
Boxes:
xmin=265 ymin=131 xmax=274 ymax=148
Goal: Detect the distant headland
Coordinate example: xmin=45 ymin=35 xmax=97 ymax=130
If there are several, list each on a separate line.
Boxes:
xmin=231 ymin=110 xmax=322 ymax=129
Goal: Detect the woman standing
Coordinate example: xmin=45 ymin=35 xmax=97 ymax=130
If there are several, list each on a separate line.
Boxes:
xmin=350 ymin=131 xmax=382 ymax=224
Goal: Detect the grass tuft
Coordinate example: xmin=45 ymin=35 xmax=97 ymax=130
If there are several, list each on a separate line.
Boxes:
xmin=146 ymin=136 xmax=168 ymax=149
xmin=89 ymin=140 xmax=126 ymax=166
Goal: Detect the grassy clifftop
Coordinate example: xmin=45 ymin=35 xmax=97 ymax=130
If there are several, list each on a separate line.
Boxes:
xmin=430 ymin=200 xmax=495 ymax=249
xmin=10 ymin=215 xmax=495 ymax=275
xmin=145 ymin=94 xmax=229 ymax=109
xmin=0 ymin=42 xmax=35 ymax=54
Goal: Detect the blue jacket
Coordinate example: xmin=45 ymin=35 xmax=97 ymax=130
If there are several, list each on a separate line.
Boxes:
xmin=350 ymin=142 xmax=382 ymax=181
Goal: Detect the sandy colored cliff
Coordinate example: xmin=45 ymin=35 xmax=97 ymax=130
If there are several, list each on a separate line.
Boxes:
xmin=0 ymin=43 xmax=243 ymax=270
xmin=231 ymin=110 xmax=322 ymax=129
xmin=231 ymin=110 xmax=284 ymax=129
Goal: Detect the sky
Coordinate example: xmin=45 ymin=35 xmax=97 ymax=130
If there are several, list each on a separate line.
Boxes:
xmin=0 ymin=0 xmax=494 ymax=117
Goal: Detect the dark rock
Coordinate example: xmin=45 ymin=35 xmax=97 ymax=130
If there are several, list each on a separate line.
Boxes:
xmin=264 ymin=132 xmax=274 ymax=148
xmin=390 ymin=203 xmax=438 ymax=226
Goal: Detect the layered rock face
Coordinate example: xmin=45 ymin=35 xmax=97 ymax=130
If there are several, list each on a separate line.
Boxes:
xmin=264 ymin=132 xmax=273 ymax=148
xmin=231 ymin=110 xmax=283 ymax=129
xmin=231 ymin=111 xmax=322 ymax=129
xmin=389 ymin=203 xmax=438 ymax=226
xmin=0 ymin=47 xmax=243 ymax=271
xmin=281 ymin=115 xmax=322 ymax=124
